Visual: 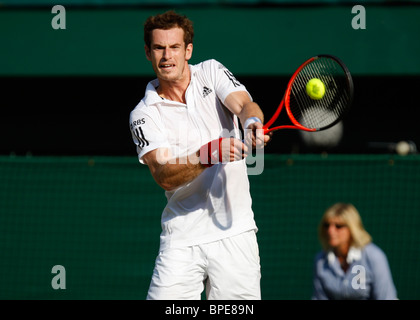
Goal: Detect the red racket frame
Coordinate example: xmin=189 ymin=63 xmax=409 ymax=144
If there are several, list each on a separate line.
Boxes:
xmin=263 ymin=55 xmax=352 ymax=134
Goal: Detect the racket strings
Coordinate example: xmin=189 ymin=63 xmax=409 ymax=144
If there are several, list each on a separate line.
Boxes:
xmin=294 ymin=60 xmax=340 ymax=126
xmin=290 ymin=57 xmax=351 ymax=130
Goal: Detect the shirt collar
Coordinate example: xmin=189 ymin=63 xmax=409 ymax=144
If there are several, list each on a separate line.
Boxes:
xmin=143 ymin=64 xmax=198 ymax=107
xmin=327 ymin=246 xmax=362 ymax=265
xmin=346 ymin=246 xmax=362 ymax=264
xmin=143 ymin=79 xmax=163 ymax=106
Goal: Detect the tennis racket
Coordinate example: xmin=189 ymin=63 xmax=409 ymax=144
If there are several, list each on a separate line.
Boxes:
xmin=263 ymin=54 xmax=354 ymax=134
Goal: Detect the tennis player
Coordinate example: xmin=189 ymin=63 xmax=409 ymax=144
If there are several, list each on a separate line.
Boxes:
xmin=129 ymin=10 xmax=271 ymax=300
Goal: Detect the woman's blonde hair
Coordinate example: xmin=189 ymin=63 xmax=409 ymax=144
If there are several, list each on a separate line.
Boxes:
xmin=318 ymin=202 xmax=372 ymax=250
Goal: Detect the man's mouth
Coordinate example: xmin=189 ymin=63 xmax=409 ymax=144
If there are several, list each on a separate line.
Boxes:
xmin=160 ymin=63 xmax=175 ymax=69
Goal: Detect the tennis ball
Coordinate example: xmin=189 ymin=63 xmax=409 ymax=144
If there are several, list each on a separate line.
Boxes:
xmin=396 ymin=141 xmax=411 ymax=156
xmin=306 ymin=78 xmax=326 ymax=100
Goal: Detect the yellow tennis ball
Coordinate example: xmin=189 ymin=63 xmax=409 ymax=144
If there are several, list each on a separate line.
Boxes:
xmin=306 ymin=78 xmax=326 ymax=100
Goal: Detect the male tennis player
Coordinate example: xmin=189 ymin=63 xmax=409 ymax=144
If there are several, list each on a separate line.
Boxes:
xmin=129 ymin=10 xmax=271 ymax=300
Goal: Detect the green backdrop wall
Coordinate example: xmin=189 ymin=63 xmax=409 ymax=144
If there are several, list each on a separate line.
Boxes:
xmin=1 ymin=154 xmax=419 ymax=300
xmin=1 ymin=5 xmax=420 ymax=76
xmin=1 ymin=2 xmax=419 ymax=301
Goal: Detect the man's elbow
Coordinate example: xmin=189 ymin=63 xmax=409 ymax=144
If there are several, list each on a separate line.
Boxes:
xmin=154 ymin=174 xmax=179 ymax=192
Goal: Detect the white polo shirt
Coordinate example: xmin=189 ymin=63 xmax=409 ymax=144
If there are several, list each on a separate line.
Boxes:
xmin=129 ymin=59 xmax=257 ymax=251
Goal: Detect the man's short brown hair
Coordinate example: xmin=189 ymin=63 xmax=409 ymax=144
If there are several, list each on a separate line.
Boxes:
xmin=144 ymin=10 xmax=194 ymax=48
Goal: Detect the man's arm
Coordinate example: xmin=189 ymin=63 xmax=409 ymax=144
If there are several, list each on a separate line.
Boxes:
xmin=142 ymin=148 xmax=205 ymax=191
xmin=142 ymin=138 xmax=247 ymax=191
xmin=224 ymin=91 xmax=272 ymax=147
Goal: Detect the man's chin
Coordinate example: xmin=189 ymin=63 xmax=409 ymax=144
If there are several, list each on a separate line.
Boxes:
xmin=157 ymin=71 xmax=177 ymax=82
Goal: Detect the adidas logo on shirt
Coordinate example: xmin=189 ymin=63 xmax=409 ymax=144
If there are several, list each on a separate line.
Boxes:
xmin=202 ymin=86 xmax=213 ymax=98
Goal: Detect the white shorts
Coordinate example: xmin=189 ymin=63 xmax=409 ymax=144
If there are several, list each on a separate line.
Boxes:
xmin=146 ymin=230 xmax=261 ymax=300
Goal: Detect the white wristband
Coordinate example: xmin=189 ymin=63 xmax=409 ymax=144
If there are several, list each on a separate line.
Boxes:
xmin=244 ymin=117 xmax=262 ymax=129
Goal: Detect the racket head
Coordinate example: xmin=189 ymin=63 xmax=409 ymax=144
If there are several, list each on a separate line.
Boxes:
xmin=283 ymin=54 xmax=354 ymax=132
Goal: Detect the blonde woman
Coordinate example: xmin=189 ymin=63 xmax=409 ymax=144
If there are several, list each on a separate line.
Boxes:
xmin=312 ymin=203 xmax=397 ymax=300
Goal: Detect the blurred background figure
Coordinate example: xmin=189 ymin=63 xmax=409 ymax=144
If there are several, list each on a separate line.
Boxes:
xmin=312 ymin=202 xmax=398 ymax=300
xmin=299 ymin=120 xmax=344 ymax=153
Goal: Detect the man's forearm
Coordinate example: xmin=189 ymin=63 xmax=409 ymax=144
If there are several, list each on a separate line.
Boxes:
xmin=152 ymin=151 xmax=206 ymax=191
xmin=238 ymin=101 xmax=264 ymax=129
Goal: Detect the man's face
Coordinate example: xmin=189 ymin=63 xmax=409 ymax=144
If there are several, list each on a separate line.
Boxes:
xmin=145 ymin=27 xmax=193 ymax=82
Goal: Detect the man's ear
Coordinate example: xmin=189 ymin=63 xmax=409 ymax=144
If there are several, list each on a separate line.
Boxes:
xmin=145 ymin=45 xmax=151 ymax=61
xmin=185 ymin=43 xmax=193 ymax=61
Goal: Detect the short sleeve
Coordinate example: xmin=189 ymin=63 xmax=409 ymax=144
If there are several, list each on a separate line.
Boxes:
xmin=129 ymin=104 xmax=170 ymax=164
xmin=203 ymin=59 xmax=252 ymax=104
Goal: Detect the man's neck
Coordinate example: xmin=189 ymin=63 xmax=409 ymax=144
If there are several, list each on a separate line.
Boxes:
xmin=156 ymin=65 xmax=191 ymax=104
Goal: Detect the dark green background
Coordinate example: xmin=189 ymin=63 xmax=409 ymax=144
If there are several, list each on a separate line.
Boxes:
xmin=1 ymin=3 xmax=420 ymax=156
xmin=1 ymin=1 xmax=420 ymax=300
xmin=1 ymin=5 xmax=420 ymax=76
xmin=1 ymin=154 xmax=419 ymax=299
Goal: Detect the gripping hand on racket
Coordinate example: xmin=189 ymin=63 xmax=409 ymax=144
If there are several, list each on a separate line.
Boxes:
xmin=244 ymin=118 xmax=272 ymax=151
xmin=223 ymin=91 xmax=273 ymax=152
xmin=199 ymin=137 xmax=249 ymax=167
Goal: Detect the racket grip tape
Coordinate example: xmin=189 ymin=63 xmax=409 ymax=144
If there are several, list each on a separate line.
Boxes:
xmin=199 ymin=138 xmax=223 ymax=167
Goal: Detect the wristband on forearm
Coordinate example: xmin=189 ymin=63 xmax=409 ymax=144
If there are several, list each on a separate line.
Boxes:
xmin=244 ymin=117 xmax=262 ymax=129
xmin=199 ymin=138 xmax=223 ymax=168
